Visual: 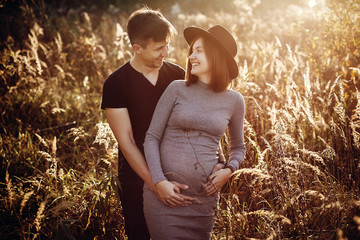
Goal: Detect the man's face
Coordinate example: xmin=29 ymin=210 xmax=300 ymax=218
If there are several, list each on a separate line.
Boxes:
xmin=138 ymin=38 xmax=170 ymax=69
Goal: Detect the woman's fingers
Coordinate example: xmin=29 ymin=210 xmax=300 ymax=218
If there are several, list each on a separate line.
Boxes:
xmin=202 ymin=181 xmax=218 ymax=196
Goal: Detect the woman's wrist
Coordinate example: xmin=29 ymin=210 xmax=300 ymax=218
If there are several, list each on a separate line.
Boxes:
xmin=224 ymin=164 xmax=235 ymax=173
xmin=217 ymin=158 xmax=226 ymax=165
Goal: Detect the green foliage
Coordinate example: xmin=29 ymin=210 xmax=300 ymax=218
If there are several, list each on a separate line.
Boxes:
xmin=1 ymin=0 xmax=360 ymax=239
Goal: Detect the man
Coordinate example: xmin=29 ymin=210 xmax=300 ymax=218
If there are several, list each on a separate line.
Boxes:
xmin=101 ymin=8 xmax=193 ymax=240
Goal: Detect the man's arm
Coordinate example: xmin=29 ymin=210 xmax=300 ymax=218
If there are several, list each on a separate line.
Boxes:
xmin=105 ymin=108 xmax=193 ymax=207
xmin=105 ymin=108 xmax=156 ymax=192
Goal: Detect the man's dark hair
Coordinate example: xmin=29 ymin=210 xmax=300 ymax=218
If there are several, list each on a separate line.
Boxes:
xmin=127 ymin=7 xmax=176 ymax=47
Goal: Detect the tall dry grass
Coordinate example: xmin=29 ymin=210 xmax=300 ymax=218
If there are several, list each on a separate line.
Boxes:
xmin=1 ymin=0 xmax=360 ymax=239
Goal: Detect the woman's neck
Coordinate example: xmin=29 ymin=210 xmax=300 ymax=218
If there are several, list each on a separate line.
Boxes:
xmin=197 ymin=74 xmax=210 ymax=84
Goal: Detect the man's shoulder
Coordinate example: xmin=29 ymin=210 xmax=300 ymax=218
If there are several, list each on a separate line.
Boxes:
xmin=162 ymin=61 xmax=185 ymax=74
xmin=106 ymin=62 xmax=131 ymax=81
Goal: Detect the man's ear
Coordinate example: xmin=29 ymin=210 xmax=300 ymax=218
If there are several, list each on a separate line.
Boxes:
xmin=132 ymin=44 xmax=142 ymax=54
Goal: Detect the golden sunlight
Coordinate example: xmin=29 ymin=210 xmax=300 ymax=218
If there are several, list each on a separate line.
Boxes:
xmin=308 ymin=0 xmax=325 ymax=8
xmin=308 ymin=0 xmax=317 ymax=8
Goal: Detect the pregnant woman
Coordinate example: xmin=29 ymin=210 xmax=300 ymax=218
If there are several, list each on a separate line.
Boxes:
xmin=143 ymin=25 xmax=246 ymax=240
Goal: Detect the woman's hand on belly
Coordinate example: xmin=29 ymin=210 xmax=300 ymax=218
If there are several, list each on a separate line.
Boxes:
xmin=202 ymin=168 xmax=232 ymax=196
xmin=155 ymin=180 xmax=197 ymax=208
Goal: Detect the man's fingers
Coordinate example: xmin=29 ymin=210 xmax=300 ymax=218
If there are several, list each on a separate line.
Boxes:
xmin=171 ymin=198 xmax=183 ymax=206
xmin=162 ymin=199 xmax=174 ymax=208
xmin=166 ymin=196 xmax=189 ymax=208
xmin=178 ymin=194 xmax=196 ymax=202
xmin=171 ymin=181 xmax=189 ymax=190
xmin=173 ymin=185 xmax=180 ymax=194
xmin=172 ymin=193 xmax=186 ymax=203
xmin=170 ymin=194 xmax=196 ymax=207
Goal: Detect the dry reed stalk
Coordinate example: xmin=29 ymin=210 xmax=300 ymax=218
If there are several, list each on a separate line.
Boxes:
xmin=298 ymin=149 xmax=326 ymax=168
xmin=353 ymin=216 xmax=360 ymax=231
xmin=51 ymin=136 xmax=57 ymax=157
xmin=5 ymin=166 xmax=14 ymax=209
xmin=284 ymin=158 xmax=326 ymax=180
xmin=337 ymin=229 xmax=347 ymax=240
xmin=67 ymin=127 xmax=89 ymax=142
xmin=286 ymin=43 xmax=299 ymax=69
xmin=244 ymin=210 xmax=291 ymax=237
xmin=246 ymin=135 xmax=264 ymax=168
xmin=304 ymin=61 xmax=312 ymax=100
xmin=241 ymin=59 xmax=248 ymax=80
xmin=319 ymin=137 xmax=336 ymax=159
xmin=327 ymin=75 xmax=341 ymax=108
xmin=301 ymin=190 xmax=326 ymax=207
xmin=334 ymin=92 xmax=347 ymax=126
xmin=54 ymin=32 xmax=63 ymax=53
xmin=231 ymin=168 xmax=275 ymax=211
xmin=93 ymin=122 xmax=117 ymax=151
xmin=34 ymin=133 xmax=48 ymax=148
xmin=302 ymin=97 xmax=317 ymax=127
xmin=350 ymin=89 xmax=360 ymax=149
xmin=20 ymin=190 xmax=35 ymax=215
xmin=233 ymin=168 xmax=272 ymax=183
xmin=33 ymin=199 xmax=48 ymax=238
xmin=50 ymin=201 xmax=77 ymax=216
xmin=26 ymin=23 xmax=44 ymax=76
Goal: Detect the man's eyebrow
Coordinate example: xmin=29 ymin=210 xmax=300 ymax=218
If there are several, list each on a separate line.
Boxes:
xmin=156 ymin=44 xmax=168 ymax=50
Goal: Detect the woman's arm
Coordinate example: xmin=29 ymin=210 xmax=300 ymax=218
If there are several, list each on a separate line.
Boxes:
xmin=144 ymin=81 xmax=195 ymax=207
xmin=203 ymin=93 xmax=246 ymax=196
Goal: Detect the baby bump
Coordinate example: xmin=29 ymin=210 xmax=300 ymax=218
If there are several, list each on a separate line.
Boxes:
xmin=160 ymin=139 xmax=217 ymax=196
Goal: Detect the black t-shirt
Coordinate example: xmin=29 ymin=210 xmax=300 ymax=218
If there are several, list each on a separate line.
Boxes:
xmin=101 ymin=61 xmax=185 ymax=154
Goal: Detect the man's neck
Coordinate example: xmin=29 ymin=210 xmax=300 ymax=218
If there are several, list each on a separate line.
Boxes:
xmin=130 ymin=57 xmax=160 ymax=74
xmin=130 ymin=57 xmax=160 ymax=86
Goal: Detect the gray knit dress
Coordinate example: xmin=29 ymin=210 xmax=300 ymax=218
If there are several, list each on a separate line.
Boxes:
xmin=143 ymin=80 xmax=246 ymax=240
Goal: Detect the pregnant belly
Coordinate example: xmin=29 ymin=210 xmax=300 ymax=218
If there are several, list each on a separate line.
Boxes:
xmin=160 ymin=140 xmax=217 ymax=197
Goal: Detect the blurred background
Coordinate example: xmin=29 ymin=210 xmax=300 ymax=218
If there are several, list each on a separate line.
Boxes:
xmin=1 ymin=0 xmax=359 ymax=239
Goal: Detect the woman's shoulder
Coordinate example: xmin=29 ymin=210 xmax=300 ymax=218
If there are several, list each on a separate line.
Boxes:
xmin=167 ymin=79 xmax=187 ymax=89
xmin=163 ymin=80 xmax=187 ymax=96
xmin=227 ymin=89 xmax=244 ymax=102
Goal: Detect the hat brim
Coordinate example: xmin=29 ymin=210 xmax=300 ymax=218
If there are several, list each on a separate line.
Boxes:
xmin=184 ymin=26 xmax=238 ymax=79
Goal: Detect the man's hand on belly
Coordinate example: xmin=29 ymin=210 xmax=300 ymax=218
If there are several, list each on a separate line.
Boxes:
xmin=155 ymin=180 xmax=196 ymax=208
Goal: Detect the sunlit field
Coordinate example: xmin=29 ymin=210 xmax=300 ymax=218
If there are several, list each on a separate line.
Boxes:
xmin=1 ymin=0 xmax=360 ymax=239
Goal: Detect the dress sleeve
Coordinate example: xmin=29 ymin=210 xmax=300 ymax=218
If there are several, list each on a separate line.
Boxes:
xmin=144 ymin=81 xmax=179 ymax=185
xmin=227 ymin=93 xmax=246 ymax=171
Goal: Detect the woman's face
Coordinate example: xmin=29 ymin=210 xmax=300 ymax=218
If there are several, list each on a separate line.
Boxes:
xmin=189 ymin=38 xmax=209 ymax=81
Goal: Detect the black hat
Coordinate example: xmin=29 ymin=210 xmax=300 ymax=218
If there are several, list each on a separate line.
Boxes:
xmin=184 ymin=25 xmax=238 ymax=79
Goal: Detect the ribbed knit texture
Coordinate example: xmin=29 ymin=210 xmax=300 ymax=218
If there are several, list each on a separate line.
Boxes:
xmin=143 ymin=80 xmax=246 ymax=240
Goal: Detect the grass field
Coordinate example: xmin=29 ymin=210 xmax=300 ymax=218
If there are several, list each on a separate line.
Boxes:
xmin=1 ymin=0 xmax=360 ymax=239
